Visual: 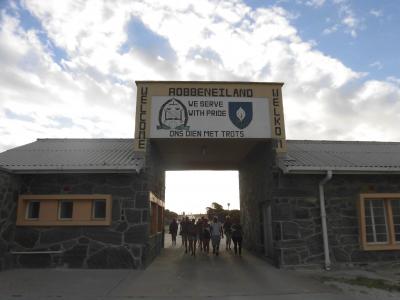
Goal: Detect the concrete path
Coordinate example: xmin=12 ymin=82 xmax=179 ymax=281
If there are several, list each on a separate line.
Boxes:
xmin=0 ymin=235 xmax=396 ymax=299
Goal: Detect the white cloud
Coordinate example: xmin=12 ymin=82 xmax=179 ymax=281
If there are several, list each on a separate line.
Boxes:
xmin=0 ymin=0 xmax=400 ymax=156
xmin=370 ymin=9 xmax=383 ymax=17
xmin=369 ymin=61 xmax=383 ymax=70
xmin=322 ymin=24 xmax=339 ymax=35
xmin=303 ymin=0 xmax=326 ymax=8
xmin=329 ymin=0 xmax=362 ymax=37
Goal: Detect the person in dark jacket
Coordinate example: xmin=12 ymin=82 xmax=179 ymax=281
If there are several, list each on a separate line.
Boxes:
xmin=188 ymin=218 xmax=197 ymax=256
xmin=169 ymin=218 xmax=178 ymax=246
xmin=223 ymin=215 xmax=232 ymax=250
xmin=202 ymin=219 xmax=211 ymax=253
xmin=231 ymin=218 xmax=243 ymax=256
xmin=180 ymin=217 xmax=190 ymax=253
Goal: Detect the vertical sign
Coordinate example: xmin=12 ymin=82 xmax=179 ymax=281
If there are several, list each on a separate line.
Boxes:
xmin=134 ymin=84 xmax=150 ymax=151
xmin=271 ymin=88 xmax=286 ymax=153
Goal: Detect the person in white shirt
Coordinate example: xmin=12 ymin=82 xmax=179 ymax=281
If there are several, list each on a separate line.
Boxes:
xmin=210 ymin=216 xmax=223 ymax=256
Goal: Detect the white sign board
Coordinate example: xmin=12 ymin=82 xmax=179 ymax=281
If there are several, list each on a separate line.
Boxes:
xmin=150 ymin=96 xmax=271 ymax=138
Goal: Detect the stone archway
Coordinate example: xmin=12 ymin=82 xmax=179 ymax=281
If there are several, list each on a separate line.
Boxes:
xmin=134 ymin=81 xmax=286 ymax=266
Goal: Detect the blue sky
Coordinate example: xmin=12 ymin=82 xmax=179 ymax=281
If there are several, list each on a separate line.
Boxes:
xmin=243 ymin=0 xmax=400 ymax=81
xmin=1 ymin=0 xmax=400 ymax=212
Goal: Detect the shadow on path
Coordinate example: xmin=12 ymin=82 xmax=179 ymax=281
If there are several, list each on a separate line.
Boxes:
xmin=0 ymin=234 xmax=384 ymax=300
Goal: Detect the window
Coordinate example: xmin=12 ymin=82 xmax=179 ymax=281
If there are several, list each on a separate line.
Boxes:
xmin=149 ymin=192 xmax=164 ymax=235
xmin=92 ymin=199 xmax=106 ymax=219
xmin=59 ymin=200 xmax=73 ymax=220
xmin=359 ymin=194 xmax=400 ymax=250
xmin=26 ymin=201 xmax=40 ymax=220
xmin=17 ymin=194 xmax=112 ymax=226
xmin=151 ymin=202 xmax=158 ymax=235
xmin=157 ymin=205 xmax=164 ymax=232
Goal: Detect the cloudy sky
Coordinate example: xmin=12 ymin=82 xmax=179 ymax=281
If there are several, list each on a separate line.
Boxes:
xmin=1 ymin=0 xmax=399 ymax=213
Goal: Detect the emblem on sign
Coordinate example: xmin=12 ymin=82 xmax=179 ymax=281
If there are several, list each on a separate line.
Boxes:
xmin=157 ymin=98 xmax=190 ymax=130
xmin=228 ymin=102 xmax=253 ymax=129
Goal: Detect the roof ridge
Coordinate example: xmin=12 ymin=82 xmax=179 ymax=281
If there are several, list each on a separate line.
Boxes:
xmin=37 ymin=138 xmax=135 ymax=141
xmin=287 ymin=139 xmax=400 ymax=144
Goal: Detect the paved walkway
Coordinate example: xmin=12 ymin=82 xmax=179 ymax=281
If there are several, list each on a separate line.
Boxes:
xmin=0 ymin=235 xmax=397 ymax=299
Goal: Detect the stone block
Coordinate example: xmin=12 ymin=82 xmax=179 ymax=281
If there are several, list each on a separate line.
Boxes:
xmin=304 ymin=253 xmax=324 ymax=264
xmin=121 ymin=199 xmax=135 ymax=209
xmin=41 ymin=228 xmax=81 ymax=244
xmin=350 ymin=250 xmax=379 ymax=262
xmin=106 ymin=175 xmax=133 ymax=187
xmin=72 ymin=183 xmax=94 ymax=194
xmin=131 ymin=245 xmax=142 ymax=258
xmin=62 ymin=240 xmax=78 ymax=250
xmin=294 ymin=208 xmax=309 ymax=219
xmin=114 ymin=221 xmax=128 ymax=232
xmin=78 ymin=237 xmax=90 ymax=244
xmin=87 ymin=246 xmax=135 ymax=268
xmin=64 ymin=244 xmax=88 ymax=268
xmin=135 ymin=192 xmax=149 ymax=209
xmin=92 ymin=185 xmax=110 ymax=194
xmin=125 ymin=209 xmax=141 ymax=224
xmin=307 ymin=234 xmax=324 ymax=255
xmin=56 ymin=174 xmax=81 ymax=185
xmin=18 ymin=253 xmax=52 ymax=268
xmin=0 ymin=239 xmax=7 ymax=256
xmin=282 ymin=222 xmax=299 ymax=240
xmin=14 ymin=228 xmax=39 ymax=248
xmin=88 ymin=240 xmax=104 ymax=256
xmin=112 ymin=200 xmax=121 ymax=221
xmin=0 ymin=209 xmax=7 ymax=219
xmin=125 ymin=225 xmax=148 ymax=244
xmin=332 ymin=247 xmax=350 ymax=262
xmin=142 ymin=211 xmax=149 ymax=223
xmin=339 ymin=235 xmax=359 ymax=245
xmin=282 ymin=249 xmax=300 ymax=265
xmin=297 ymin=197 xmax=317 ymax=207
xmin=331 ymin=226 xmax=358 ymax=235
xmin=83 ymin=228 xmax=122 ymax=245
xmin=109 ymin=187 xmax=134 ymax=198
xmin=272 ymin=203 xmax=292 ymax=220
xmin=1 ymin=224 xmax=14 ymax=241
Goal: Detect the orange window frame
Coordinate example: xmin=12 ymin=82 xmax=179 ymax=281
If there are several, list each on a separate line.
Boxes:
xmin=149 ymin=192 xmax=164 ymax=236
xmin=359 ymin=193 xmax=400 ymax=251
xmin=17 ymin=194 xmax=112 ymax=226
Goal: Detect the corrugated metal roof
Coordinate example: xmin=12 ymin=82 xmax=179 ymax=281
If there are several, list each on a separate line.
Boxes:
xmin=280 ymin=140 xmax=400 ymax=173
xmin=1 ymin=139 xmax=399 ymax=174
xmin=0 ymin=139 xmax=144 ymax=173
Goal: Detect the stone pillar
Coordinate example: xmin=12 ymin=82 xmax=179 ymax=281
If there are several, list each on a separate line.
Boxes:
xmin=239 ymin=141 xmax=275 ymax=254
xmin=142 ymin=141 xmax=165 ymax=266
xmin=0 ymin=170 xmax=20 ymax=270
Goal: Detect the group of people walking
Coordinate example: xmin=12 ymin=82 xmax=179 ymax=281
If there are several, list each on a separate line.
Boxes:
xmin=169 ymin=215 xmax=243 ymax=256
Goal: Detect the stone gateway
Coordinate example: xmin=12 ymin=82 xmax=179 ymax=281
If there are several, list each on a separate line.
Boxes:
xmin=1 ymin=81 xmax=400 ymax=271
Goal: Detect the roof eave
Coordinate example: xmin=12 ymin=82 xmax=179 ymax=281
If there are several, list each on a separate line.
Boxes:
xmin=3 ymin=165 xmax=144 ymax=174
xmin=280 ymin=165 xmax=400 ymax=175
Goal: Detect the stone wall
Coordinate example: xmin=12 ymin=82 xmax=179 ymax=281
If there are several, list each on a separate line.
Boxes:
xmin=271 ymin=173 xmax=323 ymax=267
xmin=11 ymin=173 xmax=150 ymax=269
xmin=144 ymin=141 xmax=166 ymax=265
xmin=326 ymin=174 xmax=400 ymax=266
xmin=272 ymin=173 xmax=400 ymax=267
xmin=0 ymin=170 xmax=20 ymax=270
xmin=239 ymin=141 xmax=276 ymax=253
